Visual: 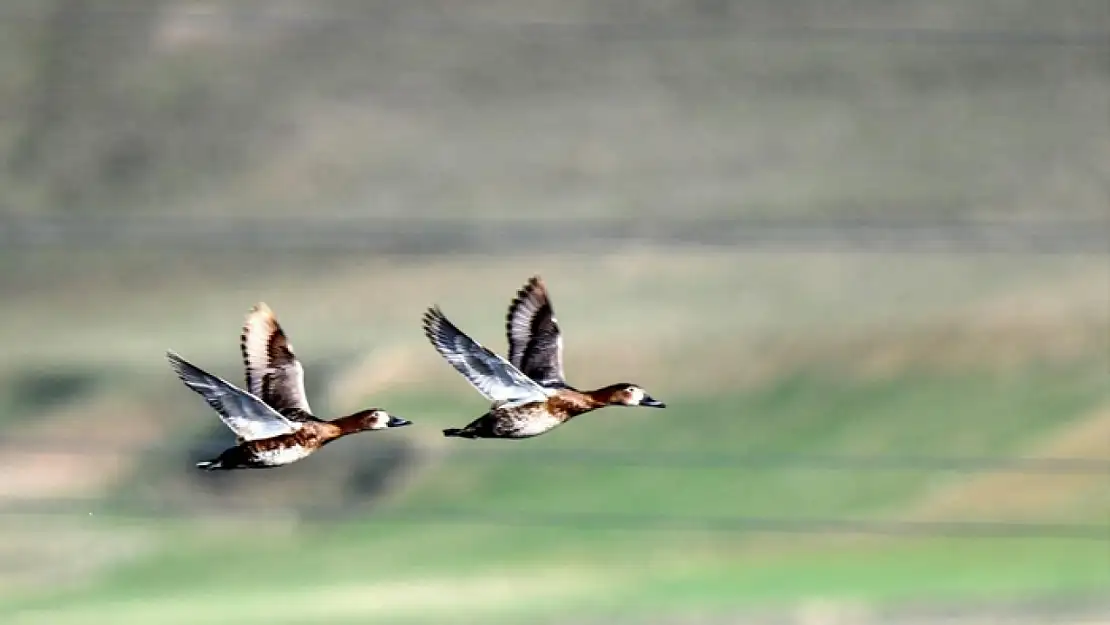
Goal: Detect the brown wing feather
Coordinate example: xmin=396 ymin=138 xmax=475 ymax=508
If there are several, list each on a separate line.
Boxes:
xmin=505 ymin=276 xmax=566 ymax=387
xmin=240 ymin=303 xmax=314 ymax=419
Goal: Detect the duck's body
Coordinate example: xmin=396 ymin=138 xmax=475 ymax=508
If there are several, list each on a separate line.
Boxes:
xmin=167 ymin=304 xmax=410 ymax=471
xmin=443 ymin=383 xmax=643 ymax=439
xmin=423 ymin=276 xmax=664 ymax=441
xmin=200 ymin=432 xmax=317 ymax=470
xmin=193 ymin=408 xmax=398 ymax=470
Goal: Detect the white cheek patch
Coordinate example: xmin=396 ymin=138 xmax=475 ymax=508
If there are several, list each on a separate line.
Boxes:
xmin=628 ymin=388 xmax=645 ymax=405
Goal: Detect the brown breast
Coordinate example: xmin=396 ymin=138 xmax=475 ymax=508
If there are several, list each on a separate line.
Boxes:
xmin=546 ymin=390 xmax=606 ymax=420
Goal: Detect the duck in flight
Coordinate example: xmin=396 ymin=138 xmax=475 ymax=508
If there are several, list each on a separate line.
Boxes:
xmin=423 ymin=275 xmax=665 ymax=440
xmin=166 ymin=303 xmax=410 ymax=470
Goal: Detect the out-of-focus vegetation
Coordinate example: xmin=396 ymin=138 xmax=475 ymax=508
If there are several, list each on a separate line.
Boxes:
xmin=1 ymin=0 xmax=1106 ymax=221
xmin=0 ymin=1 xmax=1106 ymax=624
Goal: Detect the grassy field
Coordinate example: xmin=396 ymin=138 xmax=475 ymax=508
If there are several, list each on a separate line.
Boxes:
xmin=0 ymin=249 xmax=1106 ymax=624
xmin=0 ymin=2 xmax=1107 ymax=623
xmin=1 ymin=365 xmax=1106 ymax=624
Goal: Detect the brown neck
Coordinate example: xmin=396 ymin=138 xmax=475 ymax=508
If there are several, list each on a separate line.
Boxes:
xmin=327 ymin=413 xmax=369 ymax=437
xmin=554 ymin=384 xmax=623 ymax=416
xmin=582 ymin=384 xmax=628 ymax=406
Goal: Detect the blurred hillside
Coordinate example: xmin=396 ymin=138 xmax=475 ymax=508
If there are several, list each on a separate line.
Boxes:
xmin=0 ymin=0 xmax=1107 ymax=225
xmin=0 ymin=2 xmax=1107 ymax=624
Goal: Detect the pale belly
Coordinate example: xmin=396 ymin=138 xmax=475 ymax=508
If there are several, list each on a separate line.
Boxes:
xmin=505 ymin=413 xmax=564 ymax=438
xmin=255 ymin=445 xmax=314 ymax=466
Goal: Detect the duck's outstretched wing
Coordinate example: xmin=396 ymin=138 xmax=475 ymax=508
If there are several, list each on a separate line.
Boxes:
xmin=167 ymin=350 xmax=301 ymax=441
xmin=505 ymin=275 xmax=566 ymax=387
xmin=422 ymin=307 xmax=551 ymax=406
xmin=240 ymin=303 xmax=314 ymax=420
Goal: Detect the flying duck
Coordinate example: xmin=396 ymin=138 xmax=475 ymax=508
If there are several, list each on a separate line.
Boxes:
xmin=166 ymin=304 xmax=410 ymax=469
xmin=423 ymin=276 xmax=664 ymax=439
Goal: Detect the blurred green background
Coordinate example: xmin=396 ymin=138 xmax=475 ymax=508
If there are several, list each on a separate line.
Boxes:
xmin=0 ymin=1 xmax=1107 ymax=624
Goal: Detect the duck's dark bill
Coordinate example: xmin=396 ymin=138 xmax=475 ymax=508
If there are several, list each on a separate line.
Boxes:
xmin=640 ymin=396 xmax=666 ymax=408
xmin=388 ymin=416 xmax=413 ymax=427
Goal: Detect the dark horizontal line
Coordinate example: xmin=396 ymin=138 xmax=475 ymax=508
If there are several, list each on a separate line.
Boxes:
xmin=0 ymin=8 xmax=1105 ymax=47
xmin=0 ymin=216 xmax=1104 ymax=254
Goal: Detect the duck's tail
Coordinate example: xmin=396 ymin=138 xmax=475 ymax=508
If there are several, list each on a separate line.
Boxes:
xmin=444 ymin=428 xmax=481 ymax=439
xmin=196 ymin=459 xmax=223 ymax=471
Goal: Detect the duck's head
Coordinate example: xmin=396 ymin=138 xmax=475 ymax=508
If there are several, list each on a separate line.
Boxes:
xmin=605 ymin=383 xmax=666 ymax=408
xmin=350 ymin=409 xmax=412 ymax=431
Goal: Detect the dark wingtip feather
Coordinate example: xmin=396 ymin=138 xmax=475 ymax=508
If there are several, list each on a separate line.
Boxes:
xmin=165 ymin=349 xmax=189 ymax=377
xmin=506 ymin=275 xmax=544 ymax=328
xmin=522 ymin=275 xmax=544 ymax=296
xmin=422 ymin=306 xmax=443 ymax=336
xmin=422 ymin=306 xmax=443 ymax=324
xmin=422 ymin=306 xmax=457 ymax=352
xmin=165 ymin=351 xmax=216 ymax=393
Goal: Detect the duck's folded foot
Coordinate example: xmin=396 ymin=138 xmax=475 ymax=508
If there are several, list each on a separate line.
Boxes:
xmin=195 ymin=459 xmax=223 ymax=470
